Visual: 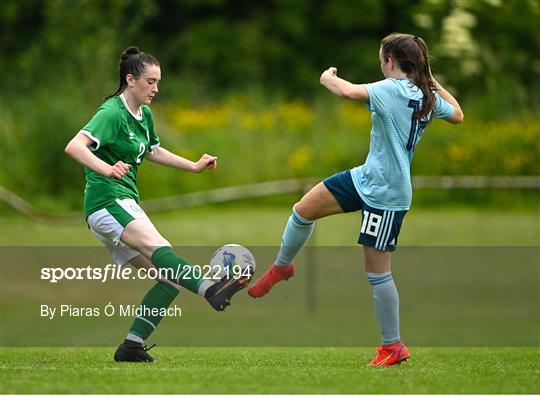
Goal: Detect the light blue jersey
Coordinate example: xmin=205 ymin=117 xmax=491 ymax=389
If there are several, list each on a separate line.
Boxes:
xmin=350 ymin=78 xmax=455 ymax=211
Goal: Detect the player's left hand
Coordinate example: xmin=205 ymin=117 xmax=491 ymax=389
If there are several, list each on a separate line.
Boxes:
xmin=193 ymin=153 xmax=218 ymax=172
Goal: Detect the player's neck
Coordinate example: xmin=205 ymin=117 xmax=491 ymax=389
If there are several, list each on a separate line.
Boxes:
xmin=120 ymin=92 xmax=142 ymax=117
xmin=388 ymin=70 xmax=407 ymax=79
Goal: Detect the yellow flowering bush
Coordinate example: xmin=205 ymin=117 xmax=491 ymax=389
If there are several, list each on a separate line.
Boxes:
xmin=137 ymin=98 xmax=539 ymax=198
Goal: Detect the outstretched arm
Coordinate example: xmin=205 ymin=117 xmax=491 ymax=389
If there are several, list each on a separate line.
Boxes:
xmin=320 ymin=67 xmax=369 ymax=101
xmin=146 ymin=147 xmax=217 ymax=173
xmin=433 ymin=78 xmax=464 ymax=124
xmin=65 ymin=133 xmax=131 ymax=179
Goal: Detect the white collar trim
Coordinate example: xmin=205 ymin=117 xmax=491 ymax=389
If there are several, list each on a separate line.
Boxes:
xmin=120 ymin=93 xmax=143 ymax=121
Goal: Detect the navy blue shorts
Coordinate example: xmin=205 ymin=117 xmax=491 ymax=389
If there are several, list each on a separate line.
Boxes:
xmin=323 ymin=170 xmax=407 ymax=252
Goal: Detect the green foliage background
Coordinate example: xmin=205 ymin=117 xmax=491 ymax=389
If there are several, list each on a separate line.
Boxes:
xmin=1 ymin=0 xmax=539 ymax=210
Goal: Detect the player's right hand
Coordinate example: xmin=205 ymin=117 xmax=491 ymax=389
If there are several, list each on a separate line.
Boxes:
xmin=107 ymin=161 xmax=131 ymax=179
xmin=320 ymin=67 xmax=338 ymax=85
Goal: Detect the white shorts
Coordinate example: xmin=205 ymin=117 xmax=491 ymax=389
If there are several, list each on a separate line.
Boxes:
xmin=87 ymin=198 xmax=148 ymax=266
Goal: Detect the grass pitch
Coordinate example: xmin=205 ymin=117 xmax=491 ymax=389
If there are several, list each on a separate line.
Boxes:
xmin=2 ymin=205 xmax=538 ymax=246
xmin=1 ymin=205 xmax=539 ymax=394
xmin=1 ymin=347 xmax=539 ymax=394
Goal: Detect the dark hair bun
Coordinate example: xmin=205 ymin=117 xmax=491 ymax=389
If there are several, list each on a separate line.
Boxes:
xmin=121 ymin=46 xmax=140 ymax=60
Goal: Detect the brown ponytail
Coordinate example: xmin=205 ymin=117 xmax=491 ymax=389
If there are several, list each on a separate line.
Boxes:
xmin=381 ymin=33 xmax=436 ymax=121
xmin=104 ymin=46 xmax=160 ymax=101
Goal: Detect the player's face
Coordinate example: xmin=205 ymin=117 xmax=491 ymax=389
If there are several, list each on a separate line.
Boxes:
xmin=133 ymin=64 xmax=161 ymax=105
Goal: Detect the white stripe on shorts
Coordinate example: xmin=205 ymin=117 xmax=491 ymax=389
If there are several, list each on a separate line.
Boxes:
xmin=375 ymin=211 xmax=388 ymax=249
xmin=381 ymin=211 xmax=395 ymax=250
xmin=376 ymin=210 xmax=394 ymax=250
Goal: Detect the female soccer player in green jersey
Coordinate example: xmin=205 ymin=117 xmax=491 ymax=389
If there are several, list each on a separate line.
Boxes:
xmin=249 ymin=33 xmax=464 ymax=366
xmin=65 ymin=47 xmax=248 ymax=362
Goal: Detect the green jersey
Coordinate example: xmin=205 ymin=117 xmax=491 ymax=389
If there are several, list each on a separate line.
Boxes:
xmin=80 ymin=94 xmax=160 ymax=217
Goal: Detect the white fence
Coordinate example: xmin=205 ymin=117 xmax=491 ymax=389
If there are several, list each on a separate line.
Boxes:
xmin=1 ymin=175 xmax=539 ymax=221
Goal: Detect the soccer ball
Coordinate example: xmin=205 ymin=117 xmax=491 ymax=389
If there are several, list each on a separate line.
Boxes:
xmin=209 ymin=244 xmax=256 ymax=281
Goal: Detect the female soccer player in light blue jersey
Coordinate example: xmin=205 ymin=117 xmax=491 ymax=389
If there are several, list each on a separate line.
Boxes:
xmin=249 ymin=33 xmax=464 ymax=366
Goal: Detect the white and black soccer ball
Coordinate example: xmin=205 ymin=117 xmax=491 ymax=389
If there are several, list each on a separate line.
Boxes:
xmin=209 ymin=244 xmax=256 ymax=281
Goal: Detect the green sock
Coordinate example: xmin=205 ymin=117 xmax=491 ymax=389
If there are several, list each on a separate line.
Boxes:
xmin=128 ymin=282 xmax=179 ymax=341
xmin=151 ymin=246 xmax=205 ymax=294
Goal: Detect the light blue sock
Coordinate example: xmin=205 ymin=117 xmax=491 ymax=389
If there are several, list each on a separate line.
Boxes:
xmin=367 ymin=272 xmax=400 ymax=345
xmin=275 ymin=207 xmax=314 ymax=266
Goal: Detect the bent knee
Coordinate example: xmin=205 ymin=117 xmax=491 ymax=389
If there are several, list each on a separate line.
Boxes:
xmin=136 ymin=234 xmax=170 ymax=249
xmin=293 ymin=201 xmax=315 ymax=221
xmin=149 ymin=236 xmax=170 ymax=248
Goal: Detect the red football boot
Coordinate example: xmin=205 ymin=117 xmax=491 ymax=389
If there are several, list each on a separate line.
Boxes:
xmin=369 ymin=341 xmax=410 ymax=367
xmin=248 ymin=263 xmax=295 ymax=298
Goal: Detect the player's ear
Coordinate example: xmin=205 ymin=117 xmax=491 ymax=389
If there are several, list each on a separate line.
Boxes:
xmin=126 ymin=73 xmax=135 ymax=88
